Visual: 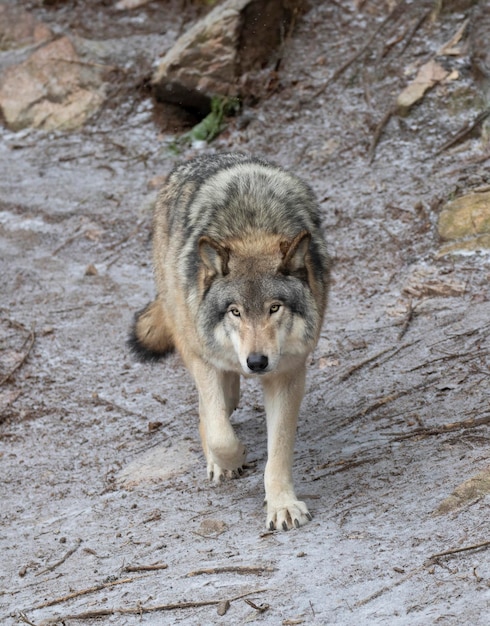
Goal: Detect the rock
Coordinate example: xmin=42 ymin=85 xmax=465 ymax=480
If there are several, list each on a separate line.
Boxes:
xmin=438 ymin=190 xmax=490 ymax=240
xmin=152 ymin=0 xmax=300 ymax=113
xmin=84 ymin=264 xmax=98 ymax=276
xmin=0 ymin=5 xmax=53 ymax=51
xmin=0 ymin=36 xmax=106 ymax=131
xmin=437 ymin=190 xmax=490 ymax=255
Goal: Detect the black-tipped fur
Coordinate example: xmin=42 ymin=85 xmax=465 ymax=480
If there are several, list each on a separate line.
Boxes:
xmin=127 ymin=303 xmax=174 ymax=362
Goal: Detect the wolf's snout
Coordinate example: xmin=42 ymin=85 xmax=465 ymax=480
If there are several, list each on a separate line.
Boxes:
xmin=247 ymin=353 xmax=269 ymax=373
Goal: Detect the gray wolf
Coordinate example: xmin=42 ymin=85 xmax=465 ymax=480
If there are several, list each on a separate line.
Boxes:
xmin=129 ymin=153 xmax=330 ymax=530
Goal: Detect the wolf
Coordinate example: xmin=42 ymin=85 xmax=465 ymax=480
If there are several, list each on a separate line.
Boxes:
xmin=129 ymin=153 xmax=330 ymax=530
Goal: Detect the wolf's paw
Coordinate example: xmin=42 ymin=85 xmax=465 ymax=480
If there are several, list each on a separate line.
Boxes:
xmin=207 ymin=461 xmax=244 ymax=483
xmin=266 ymin=498 xmax=312 ymax=531
xmin=207 ymin=443 xmax=247 ymax=483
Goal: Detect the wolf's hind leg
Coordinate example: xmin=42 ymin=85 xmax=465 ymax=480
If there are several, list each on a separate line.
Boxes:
xmin=262 ymin=365 xmax=311 ymax=531
xmin=192 ymin=363 xmax=246 ymax=483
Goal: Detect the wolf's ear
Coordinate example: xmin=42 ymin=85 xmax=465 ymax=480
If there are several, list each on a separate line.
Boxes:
xmin=198 ymin=236 xmax=230 ymax=277
xmin=279 ymin=230 xmax=311 ymax=276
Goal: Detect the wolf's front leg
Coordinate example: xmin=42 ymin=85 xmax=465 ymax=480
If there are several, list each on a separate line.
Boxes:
xmin=191 ymin=361 xmax=246 ymax=482
xmin=262 ymin=365 xmax=311 ymax=530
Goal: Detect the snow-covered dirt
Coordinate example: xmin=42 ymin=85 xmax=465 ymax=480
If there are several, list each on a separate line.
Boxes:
xmin=1 ymin=1 xmax=489 ymax=624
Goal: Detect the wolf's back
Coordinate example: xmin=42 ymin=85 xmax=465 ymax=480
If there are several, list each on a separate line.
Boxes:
xmin=154 ymin=153 xmax=329 ymax=289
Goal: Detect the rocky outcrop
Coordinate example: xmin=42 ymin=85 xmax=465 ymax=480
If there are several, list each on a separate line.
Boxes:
xmin=437 ymin=190 xmax=490 ymax=255
xmin=0 ymin=36 xmax=106 ymax=131
xmin=151 ymin=0 xmax=300 ymax=113
xmin=0 ymin=7 xmax=108 ymax=132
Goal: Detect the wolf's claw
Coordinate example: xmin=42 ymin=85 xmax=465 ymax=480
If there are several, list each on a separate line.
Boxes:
xmin=207 ymin=461 xmax=245 ymax=483
xmin=266 ymin=498 xmax=311 ymax=531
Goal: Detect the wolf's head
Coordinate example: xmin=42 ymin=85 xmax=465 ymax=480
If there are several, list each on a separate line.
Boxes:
xmin=196 ymin=231 xmax=323 ymax=375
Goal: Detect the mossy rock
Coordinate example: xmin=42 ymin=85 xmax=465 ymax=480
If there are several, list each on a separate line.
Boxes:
xmin=438 ymin=191 xmax=490 ymax=240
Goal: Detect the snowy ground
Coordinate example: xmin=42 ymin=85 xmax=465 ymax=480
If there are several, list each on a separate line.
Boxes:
xmin=1 ymin=1 xmax=489 ymax=624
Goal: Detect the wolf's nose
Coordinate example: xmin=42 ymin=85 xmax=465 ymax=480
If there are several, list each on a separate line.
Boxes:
xmin=247 ymin=353 xmax=269 ymax=373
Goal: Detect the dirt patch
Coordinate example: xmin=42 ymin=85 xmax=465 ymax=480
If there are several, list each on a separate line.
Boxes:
xmin=1 ymin=1 xmax=489 ymax=625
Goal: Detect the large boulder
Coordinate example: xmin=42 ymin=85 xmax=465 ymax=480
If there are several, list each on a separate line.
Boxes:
xmin=0 ymin=36 xmax=106 ymax=131
xmin=152 ymin=0 xmax=300 ymax=113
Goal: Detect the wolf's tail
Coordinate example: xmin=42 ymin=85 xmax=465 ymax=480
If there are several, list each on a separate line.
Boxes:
xmin=128 ymin=299 xmax=174 ymax=361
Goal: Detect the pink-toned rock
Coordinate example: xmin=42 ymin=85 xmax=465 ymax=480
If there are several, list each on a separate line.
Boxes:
xmin=0 ymin=5 xmax=53 ymax=50
xmin=152 ymin=0 xmax=300 ymax=113
xmin=0 ymin=36 xmax=106 ymax=131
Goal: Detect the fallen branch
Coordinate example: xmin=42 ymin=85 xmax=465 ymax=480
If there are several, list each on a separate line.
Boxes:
xmin=315 ymin=1 xmax=405 ymax=97
xmin=29 ymin=577 xmax=136 ymax=610
xmin=52 ymin=225 xmax=84 ymax=256
xmin=340 ymin=346 xmax=394 ymax=381
xmin=392 ymin=414 xmax=490 ymax=441
xmin=427 ymin=540 xmax=490 ymax=563
xmin=361 ymin=391 xmax=404 ymax=416
xmin=35 ymin=589 xmax=267 ymax=624
xmin=435 ymin=108 xmax=490 ymax=156
xmin=397 ymin=299 xmax=414 ymax=340
xmin=244 ymin=598 xmax=270 ymax=613
xmin=0 ymin=320 xmax=36 ymax=386
xmin=124 ymin=563 xmax=168 ymax=572
xmin=397 ymin=8 xmax=431 ymax=57
xmin=368 ymin=107 xmax=394 ymax=163
xmin=18 ymin=613 xmax=37 ymax=626
xmin=314 ymin=456 xmax=378 ymax=481
xmin=355 ymin=566 xmax=423 ymax=606
xmin=407 ymin=348 xmax=483 ymax=372
xmin=186 ymin=566 xmax=275 ymax=577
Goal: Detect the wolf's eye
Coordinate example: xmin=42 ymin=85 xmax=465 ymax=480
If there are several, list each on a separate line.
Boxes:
xmin=270 ymin=304 xmax=281 ymax=314
xmin=229 ymin=307 xmax=241 ymax=317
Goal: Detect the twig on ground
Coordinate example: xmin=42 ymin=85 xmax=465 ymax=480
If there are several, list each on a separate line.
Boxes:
xmin=35 ymin=539 xmax=82 ymax=577
xmin=314 ymin=456 xmax=378 ymax=481
xmin=18 ymin=613 xmax=38 ymax=626
xmin=435 ymin=108 xmax=490 ymax=156
xmin=407 ymin=348 xmax=484 ymax=372
xmin=362 ymin=391 xmax=404 ymax=416
xmin=392 ymin=414 xmax=490 ymax=441
xmin=244 ymin=598 xmax=270 ymax=613
xmin=35 ymin=589 xmax=267 ymax=624
xmin=397 ymin=9 xmax=431 ymax=56
xmin=355 ymin=567 xmax=423 ymax=606
xmin=427 ymin=540 xmax=490 ymax=563
xmin=368 ymin=107 xmax=394 ymax=163
xmin=124 ymin=563 xmax=168 ymax=572
xmin=52 ymin=225 xmax=84 ymax=256
xmin=30 ymin=577 xmax=136 ymax=609
xmin=186 ymin=566 xmax=275 ymax=577
xmin=397 ymin=299 xmax=414 ymax=340
xmin=340 ymin=346 xmax=394 ymax=381
xmin=0 ymin=321 xmax=36 ymax=386
xmin=315 ymin=2 xmax=405 ymax=97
